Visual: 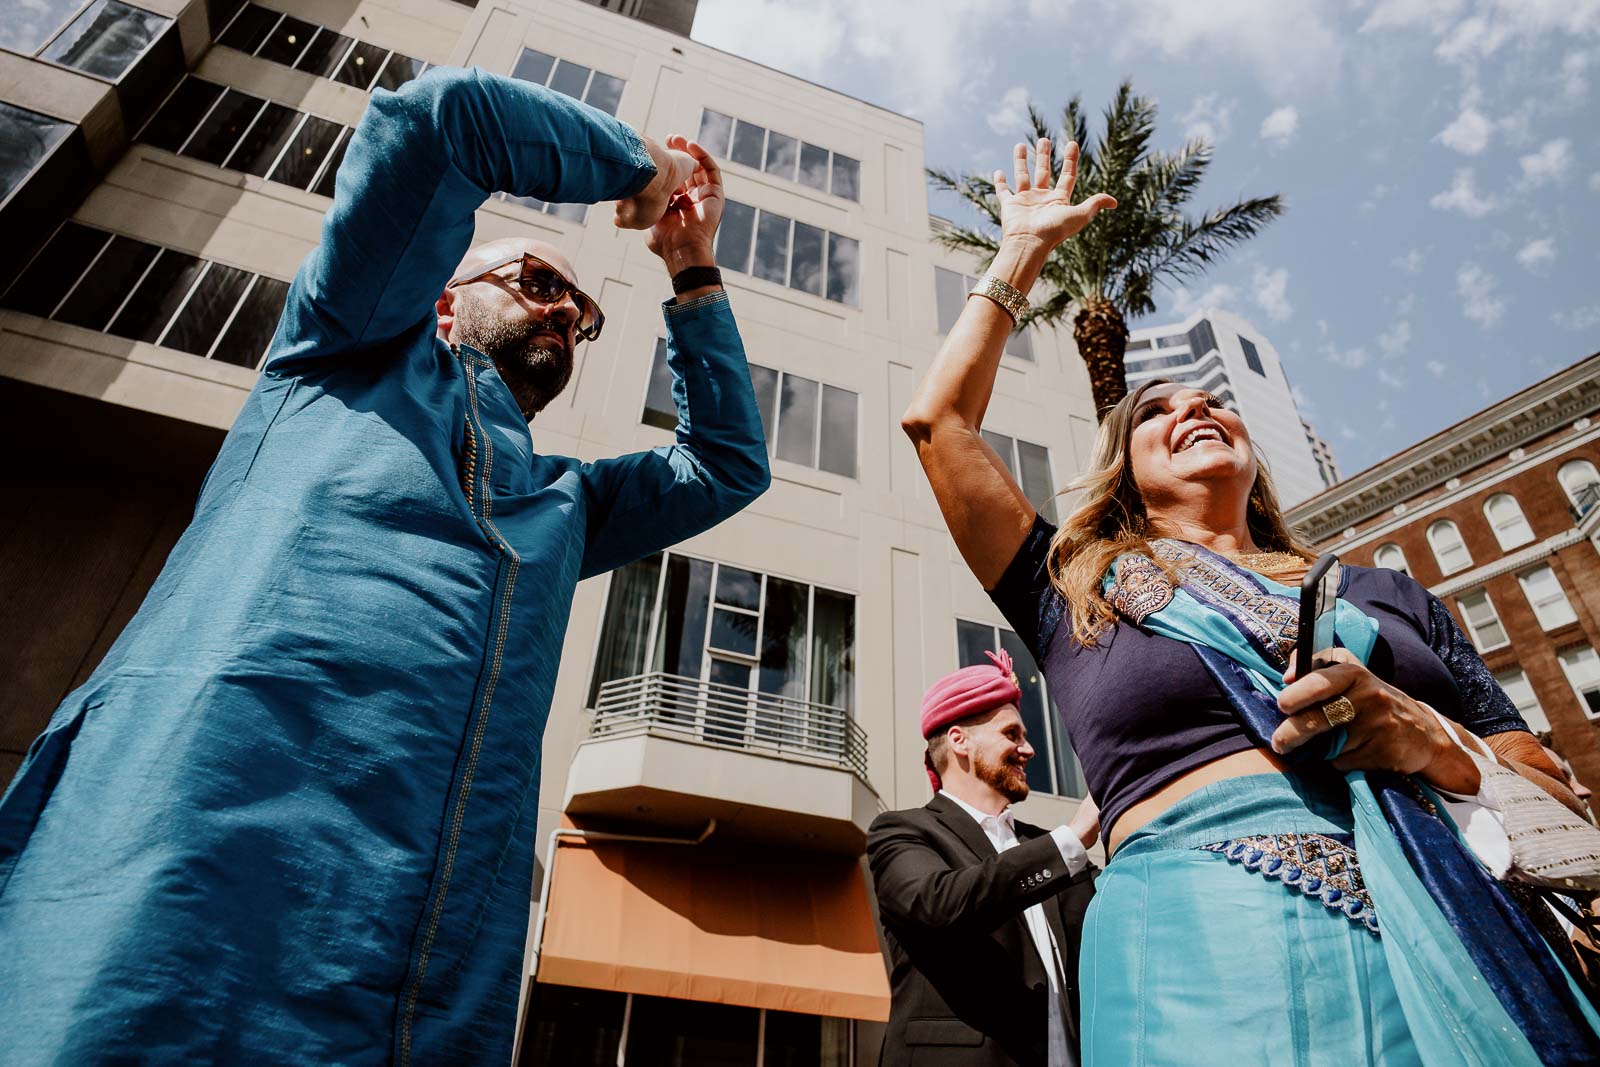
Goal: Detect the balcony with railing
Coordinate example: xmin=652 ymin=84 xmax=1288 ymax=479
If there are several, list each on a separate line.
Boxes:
xmin=563 ymin=673 xmax=880 ymax=853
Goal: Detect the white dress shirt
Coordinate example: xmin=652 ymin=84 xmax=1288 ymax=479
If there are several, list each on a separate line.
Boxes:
xmin=940 ymin=791 xmax=1088 ymax=1067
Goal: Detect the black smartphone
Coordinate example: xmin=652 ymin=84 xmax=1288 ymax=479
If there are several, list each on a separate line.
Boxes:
xmin=1295 ymin=553 xmax=1341 ymax=679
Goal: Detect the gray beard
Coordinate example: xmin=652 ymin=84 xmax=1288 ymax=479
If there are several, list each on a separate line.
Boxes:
xmin=453 ymin=294 xmax=573 ymax=419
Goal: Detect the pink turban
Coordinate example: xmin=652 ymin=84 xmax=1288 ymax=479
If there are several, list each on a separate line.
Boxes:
xmin=920 ymin=649 xmax=1022 ymax=791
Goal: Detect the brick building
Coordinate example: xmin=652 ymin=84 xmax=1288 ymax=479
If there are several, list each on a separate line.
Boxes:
xmin=1286 ymin=353 xmax=1600 ymax=786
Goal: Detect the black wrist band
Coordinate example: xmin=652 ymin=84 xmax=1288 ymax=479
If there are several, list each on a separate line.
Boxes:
xmin=671 ymin=265 xmax=722 ymax=294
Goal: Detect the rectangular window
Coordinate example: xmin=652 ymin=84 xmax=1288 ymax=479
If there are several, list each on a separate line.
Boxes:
xmin=215 ymin=3 xmax=427 ymax=93
xmin=714 ymin=199 xmax=860 ymax=307
xmin=589 ymin=551 xmax=856 ymax=719
xmin=253 ymin=12 xmax=316 ymax=65
xmin=216 ymin=3 xmax=280 ymax=54
xmin=933 ymin=265 xmax=1032 ymax=360
xmin=1520 ymin=566 xmax=1579 ymax=631
xmin=1558 ymin=646 xmax=1600 ymax=718
xmin=292 ymin=28 xmax=354 ymax=78
xmin=374 ymin=52 xmax=425 ymax=93
xmin=642 ymin=345 xmax=857 ymax=477
xmin=334 ymin=40 xmax=389 ymax=89
xmin=224 ymin=101 xmax=299 ymax=177
xmin=31 ymin=0 xmax=171 ymax=82
xmin=1494 ymin=668 xmax=1551 ymax=734
xmin=697 ymin=109 xmax=860 ymax=201
xmin=956 ymin=619 xmax=1086 ymax=797
xmin=1239 ymin=335 xmax=1266 ymax=375
xmin=3 ymin=222 xmax=288 ymax=368
xmin=1457 ymin=590 xmax=1510 ymax=652
xmin=1156 ymin=333 xmax=1188 ymax=349
xmin=981 ymin=429 xmax=1057 ymax=522
xmin=265 ymin=114 xmax=342 ymax=189
xmin=183 ymin=87 xmax=266 ymax=165
xmin=1126 ymin=338 xmax=1152 ymax=351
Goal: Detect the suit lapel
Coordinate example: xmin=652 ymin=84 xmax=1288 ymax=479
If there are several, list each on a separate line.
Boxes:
xmin=927 ymin=793 xmax=999 ymax=862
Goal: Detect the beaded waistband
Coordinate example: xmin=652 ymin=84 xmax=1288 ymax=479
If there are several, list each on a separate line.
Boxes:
xmin=1199 ymin=832 xmax=1379 ymax=935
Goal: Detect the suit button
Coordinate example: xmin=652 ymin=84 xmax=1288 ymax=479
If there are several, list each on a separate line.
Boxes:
xmin=1044 ymin=869 xmax=1052 ymax=879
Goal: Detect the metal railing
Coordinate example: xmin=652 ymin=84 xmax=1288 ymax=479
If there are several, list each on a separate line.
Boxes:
xmin=1570 ymin=482 xmax=1600 ymax=523
xmin=590 ymin=672 xmax=869 ymax=781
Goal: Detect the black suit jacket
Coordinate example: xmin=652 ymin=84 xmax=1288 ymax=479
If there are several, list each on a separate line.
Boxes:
xmin=866 ymin=795 xmax=1096 ymax=1067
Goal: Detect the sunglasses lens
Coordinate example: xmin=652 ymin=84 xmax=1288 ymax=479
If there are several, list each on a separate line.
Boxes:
xmin=520 ymin=267 xmax=564 ymax=302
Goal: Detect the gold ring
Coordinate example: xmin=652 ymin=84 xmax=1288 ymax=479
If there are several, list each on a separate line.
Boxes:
xmin=1323 ymin=696 xmax=1357 ymax=727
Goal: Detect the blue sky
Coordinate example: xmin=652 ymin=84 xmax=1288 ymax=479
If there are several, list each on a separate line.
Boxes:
xmin=693 ymin=0 xmax=1600 ymax=477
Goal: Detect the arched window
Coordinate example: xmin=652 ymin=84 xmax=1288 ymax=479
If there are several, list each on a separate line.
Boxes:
xmin=1558 ymin=459 xmax=1600 ymax=517
xmin=1374 ymin=543 xmax=1410 ymax=575
xmin=1483 ymin=493 xmax=1535 ymax=550
xmin=1427 ymin=520 xmax=1473 ymax=575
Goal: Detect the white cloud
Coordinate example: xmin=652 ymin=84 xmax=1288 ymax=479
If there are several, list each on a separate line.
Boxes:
xmin=1179 ymin=93 xmax=1236 ymax=145
xmin=1426 ymin=359 xmax=1449 ymax=377
xmin=1168 ymin=281 xmax=1242 ymax=318
xmin=1252 ymin=265 xmax=1292 ymax=322
xmin=1553 ymin=305 xmax=1600 ymax=330
xmin=1378 ymin=320 xmax=1412 ymax=355
xmin=1436 ymin=96 xmax=1494 ymax=154
xmin=1519 ymin=138 xmax=1575 ymax=188
xmin=692 ymin=0 xmax=997 ymax=117
xmin=1516 ymin=237 xmax=1557 ymax=270
xmin=987 ymin=85 xmax=1032 ymax=136
xmin=1396 ymin=292 xmax=1418 ymax=316
xmin=1377 ymin=366 xmax=1407 ymax=389
xmin=1259 ymin=106 xmax=1299 ymax=145
xmin=1561 ymin=51 xmax=1592 ymax=103
xmin=1392 ymin=248 xmax=1426 ymax=273
xmin=1456 ymin=262 xmax=1506 ymax=328
xmin=1430 ymin=168 xmax=1499 ymax=217
xmin=1324 ymin=344 xmax=1370 ymax=369
xmin=1590 ymin=171 xmax=1600 ymax=192
xmin=1359 ymin=0 xmax=1467 ymax=34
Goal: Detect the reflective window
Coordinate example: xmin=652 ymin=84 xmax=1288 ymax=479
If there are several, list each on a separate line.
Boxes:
xmin=0 ymin=103 xmax=73 ymax=206
xmin=933 ymin=265 xmax=1032 ymax=359
xmin=643 ymin=346 xmax=857 ymax=478
xmin=1427 ymin=519 xmax=1473 ymax=575
xmin=138 ymin=77 xmax=353 ymax=195
xmin=214 ymin=3 xmax=426 ymax=92
xmin=589 ymin=551 xmax=855 ymax=717
xmin=1 ymin=222 xmax=289 ymax=369
xmin=501 ymin=49 xmax=630 ymax=222
xmin=697 ymin=109 xmax=861 ymax=201
xmin=1559 ymin=646 xmax=1600 ymax=717
xmin=957 ymin=618 xmax=1086 ymax=797
xmin=982 ymin=429 xmax=1057 ymax=522
xmin=714 ymin=199 xmax=860 ymax=306
xmin=36 ymin=0 xmax=169 ymax=80
xmin=1240 ymin=335 xmax=1266 ymax=375
xmin=1519 ymin=565 xmax=1578 ymax=632
xmin=1558 ymin=460 xmax=1600 ymax=517
xmin=1484 ymin=493 xmax=1536 ymax=551
xmin=1495 ymin=668 xmax=1551 ymax=734
xmin=1456 ymin=590 xmax=1508 ymax=651
xmin=2 ymin=0 xmax=88 ymax=54
xmin=1373 ymin=543 xmax=1410 ymax=576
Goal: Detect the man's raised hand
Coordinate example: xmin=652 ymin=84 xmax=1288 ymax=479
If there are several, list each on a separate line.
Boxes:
xmin=644 ymin=136 xmax=724 ymax=270
xmin=615 ymin=134 xmax=697 ymax=230
xmin=993 ymin=137 xmax=1117 ymax=250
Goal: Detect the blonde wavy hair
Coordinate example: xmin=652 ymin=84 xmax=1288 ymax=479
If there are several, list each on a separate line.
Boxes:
xmin=1045 ymin=379 xmax=1315 ymax=646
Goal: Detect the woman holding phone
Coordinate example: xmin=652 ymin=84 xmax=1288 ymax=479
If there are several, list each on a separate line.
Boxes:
xmin=903 ymin=136 xmax=1600 ymax=1064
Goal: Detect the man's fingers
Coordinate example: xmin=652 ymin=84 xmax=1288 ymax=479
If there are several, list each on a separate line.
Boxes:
xmin=1034 ymin=137 xmax=1052 ymax=188
xmin=993 ymin=169 xmax=1010 ymax=199
xmin=1079 ymin=192 xmax=1117 ymax=220
xmin=1013 ymin=143 xmax=1031 ymax=191
xmin=686 ymin=138 xmax=722 ymax=189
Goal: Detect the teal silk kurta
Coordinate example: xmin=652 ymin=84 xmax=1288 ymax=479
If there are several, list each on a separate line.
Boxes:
xmin=0 ymin=69 xmax=769 ymax=1065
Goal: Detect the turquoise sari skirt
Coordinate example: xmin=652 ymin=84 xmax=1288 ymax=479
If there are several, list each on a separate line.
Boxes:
xmin=1080 ymin=773 xmax=1553 ymax=1066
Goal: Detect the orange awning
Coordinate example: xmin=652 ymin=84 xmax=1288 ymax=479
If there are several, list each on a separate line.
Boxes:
xmin=537 ymin=834 xmax=890 ymax=1022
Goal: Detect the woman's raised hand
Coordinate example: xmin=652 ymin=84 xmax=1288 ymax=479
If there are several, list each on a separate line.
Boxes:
xmin=994 ymin=137 xmax=1117 ymax=249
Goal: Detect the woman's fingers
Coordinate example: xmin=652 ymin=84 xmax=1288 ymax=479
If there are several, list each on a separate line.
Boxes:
xmin=1056 ymin=140 xmax=1078 ymax=193
xmin=1277 ymin=649 xmax=1362 ymax=715
xmin=1013 ymin=142 xmax=1031 ymax=191
xmin=1271 ymin=707 xmax=1342 ymax=754
xmin=1034 ymin=137 xmax=1052 ymax=188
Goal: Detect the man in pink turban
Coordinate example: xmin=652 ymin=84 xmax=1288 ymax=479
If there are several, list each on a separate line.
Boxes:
xmin=866 ymin=648 xmax=1100 ymax=1067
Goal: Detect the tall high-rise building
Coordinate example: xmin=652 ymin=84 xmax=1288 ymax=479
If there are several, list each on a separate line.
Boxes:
xmin=1125 ymin=307 xmax=1328 ymax=505
xmin=1304 ymin=418 xmax=1341 ymax=490
xmin=0 ymin=0 xmax=1100 ymax=1061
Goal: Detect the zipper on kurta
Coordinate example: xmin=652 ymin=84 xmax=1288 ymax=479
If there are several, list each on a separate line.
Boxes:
xmin=397 ymin=344 xmax=523 ymax=1064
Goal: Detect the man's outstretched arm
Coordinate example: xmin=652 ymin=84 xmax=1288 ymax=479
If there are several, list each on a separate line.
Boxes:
xmin=266 ymin=67 xmax=678 ymax=368
xmin=578 ymin=141 xmax=770 ymax=579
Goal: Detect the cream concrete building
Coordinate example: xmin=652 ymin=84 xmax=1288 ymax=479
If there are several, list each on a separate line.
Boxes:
xmin=0 ymin=0 xmax=1101 ymax=1061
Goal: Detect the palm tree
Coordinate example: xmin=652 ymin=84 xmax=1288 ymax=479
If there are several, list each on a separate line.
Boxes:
xmin=929 ymin=81 xmax=1285 ymax=417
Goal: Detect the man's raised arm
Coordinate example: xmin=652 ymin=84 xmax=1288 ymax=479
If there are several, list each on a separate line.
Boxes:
xmin=267 ymin=67 xmax=672 ymax=367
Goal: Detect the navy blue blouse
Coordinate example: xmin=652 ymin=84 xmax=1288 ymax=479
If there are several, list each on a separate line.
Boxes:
xmin=988 ymin=515 xmax=1532 ymax=840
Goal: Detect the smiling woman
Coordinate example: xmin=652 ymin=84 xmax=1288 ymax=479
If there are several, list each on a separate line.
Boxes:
xmin=902 ymin=134 xmax=1600 ymax=1064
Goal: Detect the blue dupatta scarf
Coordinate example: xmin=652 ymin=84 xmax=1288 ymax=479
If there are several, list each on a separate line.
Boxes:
xmin=1108 ymin=541 xmax=1600 ymax=1066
